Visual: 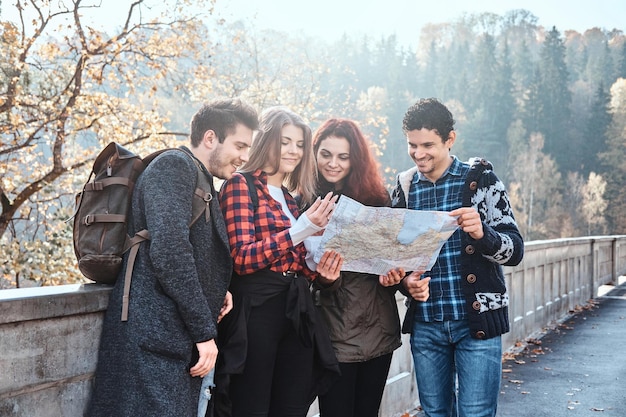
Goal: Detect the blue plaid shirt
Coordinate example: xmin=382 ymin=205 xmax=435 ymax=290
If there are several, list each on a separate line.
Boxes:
xmin=407 ymin=156 xmax=469 ymax=322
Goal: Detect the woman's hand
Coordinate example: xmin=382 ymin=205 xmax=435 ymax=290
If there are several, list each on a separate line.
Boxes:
xmin=217 ymin=291 xmax=233 ymax=323
xmin=305 ymin=192 xmax=339 ymax=228
xmin=316 ymin=250 xmax=343 ymax=284
xmin=379 ymin=268 xmax=405 ymax=287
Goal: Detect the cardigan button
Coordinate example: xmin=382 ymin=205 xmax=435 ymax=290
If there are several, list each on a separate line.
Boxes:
xmin=466 ymin=274 xmax=477 ymax=283
xmin=472 ymin=301 xmax=482 ymax=311
xmin=469 ymin=181 xmax=478 ymax=191
xmin=475 ymin=330 xmax=486 ymax=339
xmin=465 ymin=245 xmax=475 ymax=255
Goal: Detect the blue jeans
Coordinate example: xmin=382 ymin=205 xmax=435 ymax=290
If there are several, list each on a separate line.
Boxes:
xmin=410 ymin=320 xmax=501 ymax=417
xmin=197 ymin=368 xmax=215 ymax=417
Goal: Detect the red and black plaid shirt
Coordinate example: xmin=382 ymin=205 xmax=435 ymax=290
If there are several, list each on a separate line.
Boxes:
xmin=219 ymin=170 xmax=315 ymax=279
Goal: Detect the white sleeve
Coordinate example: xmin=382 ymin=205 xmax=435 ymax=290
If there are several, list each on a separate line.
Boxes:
xmin=303 ymin=235 xmax=323 ymax=270
xmin=290 ymin=212 xmax=323 ymax=245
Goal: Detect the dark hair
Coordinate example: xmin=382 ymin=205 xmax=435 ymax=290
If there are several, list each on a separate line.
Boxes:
xmin=190 ymin=98 xmax=258 ymax=146
xmin=402 ymin=98 xmax=455 ymax=142
xmin=313 ymin=118 xmax=390 ymax=207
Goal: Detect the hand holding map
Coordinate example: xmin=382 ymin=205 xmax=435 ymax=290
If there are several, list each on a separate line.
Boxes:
xmin=311 ymin=196 xmax=459 ymax=275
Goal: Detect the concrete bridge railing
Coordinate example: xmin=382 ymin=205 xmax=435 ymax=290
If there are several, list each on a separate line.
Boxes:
xmin=1 ymin=235 xmax=625 ymax=417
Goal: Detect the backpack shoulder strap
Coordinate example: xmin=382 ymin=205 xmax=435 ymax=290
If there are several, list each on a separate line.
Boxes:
xmin=240 ymin=171 xmax=259 ymax=210
xmin=143 ymin=147 xmax=213 ymax=226
xmin=121 ymin=229 xmax=150 ymax=321
xmin=190 ymin=163 xmax=213 ymax=226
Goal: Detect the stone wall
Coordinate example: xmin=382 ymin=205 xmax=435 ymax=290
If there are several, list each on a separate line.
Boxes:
xmin=1 ymin=236 xmax=625 ymax=417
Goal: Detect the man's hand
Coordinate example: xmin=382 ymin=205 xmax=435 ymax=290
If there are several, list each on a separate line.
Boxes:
xmin=379 ymin=268 xmax=405 ymax=287
xmin=189 ymin=339 xmax=218 ymax=378
xmin=402 ymin=271 xmax=430 ymax=301
xmin=217 ymin=291 xmax=233 ymax=323
xmin=450 ymin=207 xmax=484 ymax=240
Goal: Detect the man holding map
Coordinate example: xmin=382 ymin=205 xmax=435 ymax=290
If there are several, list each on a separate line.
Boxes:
xmin=390 ymin=98 xmax=524 ymax=417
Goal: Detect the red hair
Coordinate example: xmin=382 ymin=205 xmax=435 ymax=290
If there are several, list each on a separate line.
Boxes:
xmin=313 ymin=119 xmax=390 ymax=207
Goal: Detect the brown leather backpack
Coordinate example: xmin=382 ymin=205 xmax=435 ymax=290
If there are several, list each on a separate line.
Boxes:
xmin=71 ymin=142 xmax=212 ymax=320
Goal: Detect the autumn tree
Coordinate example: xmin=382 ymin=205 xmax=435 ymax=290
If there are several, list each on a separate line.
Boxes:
xmin=599 ymin=77 xmax=626 ymax=233
xmin=508 ymin=133 xmax=564 ymax=240
xmin=0 ymin=1 xmax=360 ymax=288
xmin=0 ymin=0 xmax=219 ymax=287
xmin=581 ymin=172 xmax=608 ymax=235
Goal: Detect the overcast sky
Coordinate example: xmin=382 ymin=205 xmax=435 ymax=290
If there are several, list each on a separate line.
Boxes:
xmin=2 ymin=0 xmax=624 ymax=45
xmin=213 ymin=0 xmax=625 ymax=44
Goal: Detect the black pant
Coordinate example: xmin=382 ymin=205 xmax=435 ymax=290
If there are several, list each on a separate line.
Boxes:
xmin=318 ymin=352 xmax=393 ymax=417
xmin=230 ymin=293 xmax=314 ymax=417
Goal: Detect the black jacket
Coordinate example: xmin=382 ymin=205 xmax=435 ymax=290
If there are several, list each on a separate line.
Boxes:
xmin=391 ymin=158 xmax=524 ymax=340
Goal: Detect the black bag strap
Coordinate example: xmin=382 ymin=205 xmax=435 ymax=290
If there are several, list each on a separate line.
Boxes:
xmin=240 ymin=171 xmax=259 ymax=210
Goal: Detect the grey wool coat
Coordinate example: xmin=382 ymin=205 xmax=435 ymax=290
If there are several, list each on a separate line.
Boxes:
xmin=87 ymin=148 xmax=232 ymax=417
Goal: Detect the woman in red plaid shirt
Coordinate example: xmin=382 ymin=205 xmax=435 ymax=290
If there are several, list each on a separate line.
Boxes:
xmin=216 ymin=106 xmax=343 ymax=417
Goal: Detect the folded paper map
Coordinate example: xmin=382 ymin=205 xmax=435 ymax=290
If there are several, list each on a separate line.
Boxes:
xmin=311 ymin=196 xmax=459 ymax=275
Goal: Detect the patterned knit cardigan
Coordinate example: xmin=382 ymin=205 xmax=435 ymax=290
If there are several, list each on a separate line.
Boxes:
xmin=391 ymin=158 xmax=524 ymax=340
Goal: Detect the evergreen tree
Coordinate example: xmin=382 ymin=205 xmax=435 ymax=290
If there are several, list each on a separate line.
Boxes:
xmin=522 ymin=64 xmax=542 ymax=135
xmin=463 ymin=34 xmax=515 ymax=171
xmin=564 ymin=31 xmax=587 ymax=83
xmin=491 ymin=42 xmax=516 ymax=170
xmin=449 ymin=40 xmax=472 ymax=102
xmin=583 ymin=29 xmax=614 ymax=88
xmin=536 ymin=26 xmax=572 ymax=171
xmin=419 ymin=41 xmax=439 ymax=98
xmin=616 ymin=41 xmax=626 ymax=79
xmin=511 ymin=38 xmax=535 ymax=106
xmin=468 ymin=34 xmax=498 ymax=110
xmin=581 ymin=83 xmax=612 ymax=176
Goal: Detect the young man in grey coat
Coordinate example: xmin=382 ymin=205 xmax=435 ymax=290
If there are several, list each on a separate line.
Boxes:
xmin=88 ymin=99 xmax=258 ymax=417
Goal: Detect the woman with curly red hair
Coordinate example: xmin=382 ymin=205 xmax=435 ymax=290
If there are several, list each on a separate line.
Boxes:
xmin=309 ymin=118 xmax=429 ymax=417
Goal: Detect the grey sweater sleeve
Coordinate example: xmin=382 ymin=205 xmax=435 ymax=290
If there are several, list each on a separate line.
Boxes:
xmin=140 ymin=151 xmax=216 ymax=342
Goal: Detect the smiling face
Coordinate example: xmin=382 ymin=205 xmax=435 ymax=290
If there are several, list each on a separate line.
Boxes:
xmin=207 ymin=123 xmax=253 ymax=180
xmin=406 ymin=128 xmax=455 ymax=182
xmin=275 ymin=123 xmax=305 ymax=176
xmin=316 ymin=135 xmax=351 ymax=189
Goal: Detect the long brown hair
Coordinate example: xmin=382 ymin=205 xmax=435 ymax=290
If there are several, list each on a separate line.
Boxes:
xmin=313 ymin=118 xmax=390 ymax=207
xmin=242 ymin=106 xmax=317 ymax=207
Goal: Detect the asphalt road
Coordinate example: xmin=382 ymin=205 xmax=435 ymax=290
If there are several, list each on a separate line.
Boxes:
xmin=408 ymin=282 xmax=626 ymax=417
xmin=497 ymin=282 xmax=626 ymax=417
